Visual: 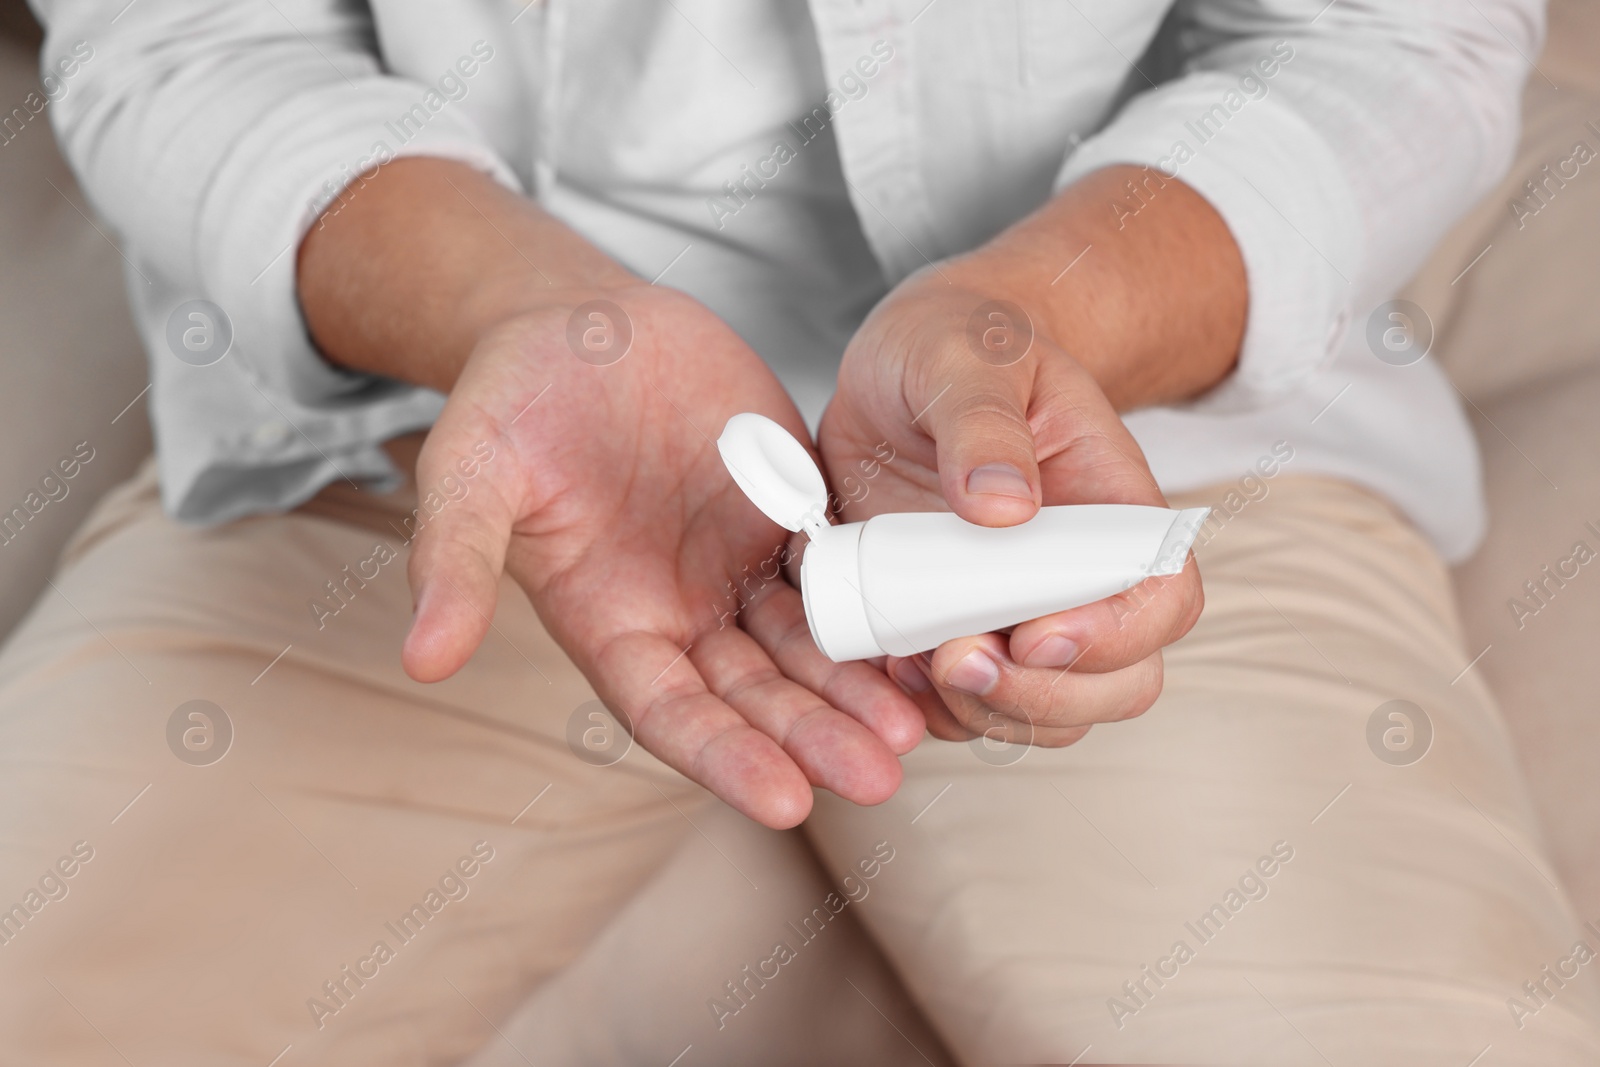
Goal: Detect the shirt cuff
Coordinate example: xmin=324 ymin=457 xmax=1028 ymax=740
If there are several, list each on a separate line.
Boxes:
xmin=194 ymin=78 xmax=524 ymax=409
xmin=1056 ymin=73 xmax=1361 ymax=411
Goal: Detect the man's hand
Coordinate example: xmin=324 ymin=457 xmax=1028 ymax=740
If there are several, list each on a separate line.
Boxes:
xmin=300 ymin=159 xmax=923 ymax=827
xmin=819 ymin=165 xmax=1246 ymax=747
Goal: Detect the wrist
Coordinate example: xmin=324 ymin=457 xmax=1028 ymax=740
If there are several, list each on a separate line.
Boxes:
xmin=459 ymin=280 xmax=723 ymax=394
xmin=298 ymin=156 xmax=643 ymax=394
xmin=934 ymin=165 xmax=1246 ymax=410
xmin=457 ymin=272 xmax=637 ymax=354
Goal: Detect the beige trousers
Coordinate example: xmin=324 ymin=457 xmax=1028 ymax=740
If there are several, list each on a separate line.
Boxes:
xmin=1 ymin=460 xmax=1597 ymax=1066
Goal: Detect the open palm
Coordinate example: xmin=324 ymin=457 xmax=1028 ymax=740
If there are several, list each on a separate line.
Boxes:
xmin=402 ymin=285 xmax=922 ymax=827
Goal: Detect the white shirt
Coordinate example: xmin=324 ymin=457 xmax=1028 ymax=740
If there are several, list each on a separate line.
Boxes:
xmin=34 ymin=0 xmax=1540 ymax=561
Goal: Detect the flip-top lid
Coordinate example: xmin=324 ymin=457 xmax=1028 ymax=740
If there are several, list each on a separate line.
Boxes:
xmin=716 ymin=413 xmax=830 ymax=534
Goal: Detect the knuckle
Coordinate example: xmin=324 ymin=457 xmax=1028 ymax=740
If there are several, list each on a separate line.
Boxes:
xmin=1034 ymin=680 xmax=1076 ymax=724
xmin=1116 ymin=655 xmax=1165 ymax=722
xmin=1175 ymin=572 xmax=1206 ymax=637
xmin=947 ymin=392 xmax=1032 ymax=440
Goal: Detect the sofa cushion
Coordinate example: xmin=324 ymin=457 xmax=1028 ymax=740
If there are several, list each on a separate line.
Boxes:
xmin=1429 ymin=0 xmax=1600 ymax=919
xmin=1401 ymin=0 xmax=1600 ymax=404
xmin=1451 ymin=366 xmax=1600 ymax=917
xmin=0 ymin=33 xmax=151 ymax=640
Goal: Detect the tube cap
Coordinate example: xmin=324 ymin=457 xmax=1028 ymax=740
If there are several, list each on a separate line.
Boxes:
xmin=717 ymin=414 xmax=885 ymax=659
xmin=716 ymin=413 xmax=830 ymax=534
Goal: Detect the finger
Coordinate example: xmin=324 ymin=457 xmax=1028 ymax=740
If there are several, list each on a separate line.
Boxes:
xmin=885 ymin=654 xmax=982 ymax=742
xmin=913 ymin=333 xmax=1041 ymax=527
xmin=928 ymin=633 xmax=1166 ymax=732
xmin=894 ymin=650 xmax=1094 ymax=747
xmin=966 ymin=710 xmax=1092 ymax=750
xmin=741 ymin=581 xmax=925 ymax=755
xmin=690 ymin=622 xmax=905 ymax=807
xmin=892 ymin=653 xmax=1092 ymax=748
xmin=1033 ymin=355 xmax=1168 ymax=507
xmin=599 ymin=630 xmax=815 ymax=829
xmin=403 ymin=426 xmax=521 ymax=683
xmin=1008 ymin=554 xmax=1204 ymax=673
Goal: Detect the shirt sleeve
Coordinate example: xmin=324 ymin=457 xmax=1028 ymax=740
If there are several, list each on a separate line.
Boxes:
xmin=30 ymin=0 xmax=523 ymax=408
xmin=1056 ymin=0 xmax=1543 ymax=410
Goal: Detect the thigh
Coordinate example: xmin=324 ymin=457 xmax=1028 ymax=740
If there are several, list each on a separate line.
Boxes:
xmin=0 ymin=464 xmax=702 ymax=1067
xmin=463 ymin=799 xmax=955 ymax=1067
xmin=806 ymin=475 xmax=1600 ymax=1065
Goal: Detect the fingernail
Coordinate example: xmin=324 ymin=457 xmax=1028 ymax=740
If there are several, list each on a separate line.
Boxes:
xmin=1026 ymin=633 xmax=1080 ymax=669
xmin=966 ymin=463 xmax=1033 ymax=501
xmin=893 ymin=657 xmax=931 ymax=693
xmin=945 ymin=648 xmax=1000 ymax=696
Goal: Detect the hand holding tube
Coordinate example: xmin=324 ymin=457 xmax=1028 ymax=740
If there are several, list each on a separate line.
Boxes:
xmin=820 ymin=322 xmax=1213 ymax=743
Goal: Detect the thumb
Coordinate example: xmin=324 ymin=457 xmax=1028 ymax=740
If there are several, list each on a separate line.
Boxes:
xmin=401 ymin=433 xmax=518 ymax=682
xmin=920 ymin=345 xmax=1040 ymax=527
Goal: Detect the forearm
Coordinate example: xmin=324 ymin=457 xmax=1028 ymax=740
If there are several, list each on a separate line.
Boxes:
xmin=944 ymin=164 xmax=1247 ymax=411
xmin=297 ymin=157 xmax=634 ymax=393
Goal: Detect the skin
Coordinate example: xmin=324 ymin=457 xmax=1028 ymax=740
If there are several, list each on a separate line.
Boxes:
xmin=819 ymin=165 xmax=1246 ymax=746
xmin=297 ymin=156 xmax=1246 ymax=824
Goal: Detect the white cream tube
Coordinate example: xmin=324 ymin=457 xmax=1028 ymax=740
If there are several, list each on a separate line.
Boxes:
xmin=800 ymin=505 xmax=1209 ymax=661
xmin=716 ymin=412 xmax=1209 ymax=664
